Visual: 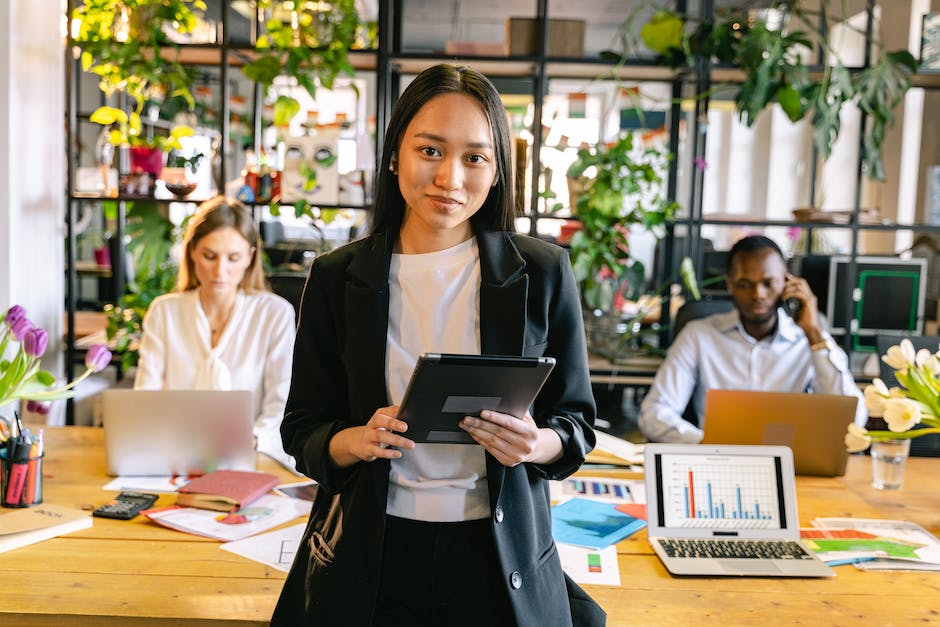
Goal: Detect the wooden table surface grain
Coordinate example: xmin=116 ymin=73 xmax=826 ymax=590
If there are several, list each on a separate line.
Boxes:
xmin=1 ymin=427 xmax=937 ymax=626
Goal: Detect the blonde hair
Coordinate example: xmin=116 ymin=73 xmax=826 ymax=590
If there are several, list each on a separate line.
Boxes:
xmin=176 ymin=196 xmax=266 ymax=293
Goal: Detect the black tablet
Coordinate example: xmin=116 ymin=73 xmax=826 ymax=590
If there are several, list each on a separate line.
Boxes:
xmin=398 ymin=353 xmax=556 ymax=444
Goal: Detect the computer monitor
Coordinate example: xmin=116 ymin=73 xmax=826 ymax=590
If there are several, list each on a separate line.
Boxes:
xmin=826 ymin=256 xmax=927 ymax=350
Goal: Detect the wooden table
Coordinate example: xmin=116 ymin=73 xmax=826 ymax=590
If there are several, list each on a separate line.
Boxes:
xmin=582 ymin=459 xmax=940 ymax=626
xmin=1 ymin=428 xmax=938 ymax=626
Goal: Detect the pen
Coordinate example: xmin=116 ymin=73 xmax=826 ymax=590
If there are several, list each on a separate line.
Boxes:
xmin=5 ymin=435 xmax=31 ymax=505
xmin=25 ymin=438 xmax=39 ymax=504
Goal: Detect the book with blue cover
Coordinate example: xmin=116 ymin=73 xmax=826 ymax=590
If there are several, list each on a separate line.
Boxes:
xmin=551 ymin=497 xmax=647 ymax=550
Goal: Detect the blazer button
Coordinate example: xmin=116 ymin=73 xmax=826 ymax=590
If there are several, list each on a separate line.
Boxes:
xmin=494 ymin=506 xmax=504 ymax=523
xmin=510 ymin=571 xmax=523 ymax=589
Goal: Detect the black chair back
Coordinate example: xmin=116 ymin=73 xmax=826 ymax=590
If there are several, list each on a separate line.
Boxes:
xmin=875 ymin=334 xmax=940 ymax=457
xmin=672 ymin=295 xmax=735 ymax=342
xmin=268 ymin=272 xmax=307 ymax=322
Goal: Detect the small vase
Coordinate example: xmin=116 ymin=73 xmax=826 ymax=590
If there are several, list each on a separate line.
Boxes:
xmin=128 ymin=146 xmax=165 ymax=179
xmin=870 ymin=439 xmax=911 ymax=490
xmin=583 ymin=309 xmax=641 ymax=361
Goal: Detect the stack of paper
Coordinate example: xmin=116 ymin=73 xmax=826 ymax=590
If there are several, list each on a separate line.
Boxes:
xmin=145 ymin=494 xmax=309 ymax=542
xmin=585 ymin=430 xmax=645 ymax=466
xmin=803 ymin=518 xmax=940 ymax=570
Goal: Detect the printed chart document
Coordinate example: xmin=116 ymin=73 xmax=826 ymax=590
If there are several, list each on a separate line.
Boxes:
xmin=557 ymin=543 xmax=621 ymax=586
xmin=221 ymin=522 xmax=306 ymax=572
xmin=551 ymin=497 xmax=646 ymax=550
xmin=145 ymin=494 xmax=309 ymax=542
xmin=811 ymin=518 xmax=940 ymax=571
xmin=550 ymin=475 xmax=645 ymax=504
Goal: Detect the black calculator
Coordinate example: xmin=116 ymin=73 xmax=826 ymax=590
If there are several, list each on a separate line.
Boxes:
xmin=92 ymin=491 xmax=160 ymax=520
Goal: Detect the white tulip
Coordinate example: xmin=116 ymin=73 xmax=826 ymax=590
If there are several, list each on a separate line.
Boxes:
xmin=883 ymin=398 xmax=922 ymax=433
xmin=882 ymin=340 xmax=915 ymax=371
xmin=863 ymin=379 xmax=889 ymax=417
xmin=844 ymin=423 xmax=871 ymax=453
xmin=923 ymin=354 xmax=940 ymax=376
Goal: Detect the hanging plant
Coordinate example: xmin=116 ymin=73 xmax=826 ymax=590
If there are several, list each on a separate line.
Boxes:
xmin=71 ymin=0 xmax=205 ymax=110
xmin=243 ymin=0 xmax=361 ymax=125
xmin=634 ymin=2 xmax=916 ymax=181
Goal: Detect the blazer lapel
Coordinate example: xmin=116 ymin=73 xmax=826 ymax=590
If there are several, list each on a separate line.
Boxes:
xmin=477 ymin=230 xmax=527 ymax=356
xmin=477 ymin=230 xmax=528 ymax=504
xmin=344 ymin=232 xmax=394 ymax=411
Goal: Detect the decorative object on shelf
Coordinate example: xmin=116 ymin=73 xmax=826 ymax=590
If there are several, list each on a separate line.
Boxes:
xmin=0 ymin=305 xmax=112 ymax=409
xmin=846 ymin=338 xmax=940 ymax=457
xmin=922 ymin=12 xmax=940 ymax=70
xmin=242 ymin=0 xmax=361 ymax=126
xmin=566 ymin=131 xmax=678 ymax=314
xmin=636 ymin=2 xmax=917 ymax=181
xmin=90 ymin=106 xmax=194 ymax=195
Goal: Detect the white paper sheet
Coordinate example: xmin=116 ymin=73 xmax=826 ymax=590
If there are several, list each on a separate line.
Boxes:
xmin=557 ymin=542 xmax=621 ymax=586
xmin=102 ymin=475 xmax=194 ymax=493
xmin=220 ymin=523 xmax=307 ymax=572
xmin=146 ymin=494 xmax=309 ymax=541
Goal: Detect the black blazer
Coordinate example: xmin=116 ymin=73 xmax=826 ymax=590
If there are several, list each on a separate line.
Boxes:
xmin=272 ymin=229 xmax=604 ymax=627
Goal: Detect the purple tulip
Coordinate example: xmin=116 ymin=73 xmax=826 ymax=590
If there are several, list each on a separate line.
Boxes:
xmin=85 ymin=344 xmax=113 ymax=372
xmin=3 ymin=304 xmax=26 ymax=328
xmin=22 ymin=327 xmax=48 ymax=358
xmin=26 ymin=400 xmax=51 ymax=415
xmin=10 ymin=316 xmax=33 ymax=341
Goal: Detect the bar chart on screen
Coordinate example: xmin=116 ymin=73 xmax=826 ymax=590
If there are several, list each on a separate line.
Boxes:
xmin=662 ymin=454 xmax=782 ymax=529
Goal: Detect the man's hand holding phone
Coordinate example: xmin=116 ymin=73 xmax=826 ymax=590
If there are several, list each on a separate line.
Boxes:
xmin=781 ymin=273 xmax=825 ymax=345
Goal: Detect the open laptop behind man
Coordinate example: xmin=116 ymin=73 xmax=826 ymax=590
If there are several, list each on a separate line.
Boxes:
xmin=701 ymin=389 xmax=858 ymax=476
xmin=639 ymin=235 xmax=866 ymax=443
xmin=102 ymin=389 xmax=256 ymax=476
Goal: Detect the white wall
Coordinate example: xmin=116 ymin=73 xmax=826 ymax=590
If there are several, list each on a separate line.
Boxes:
xmin=0 ymin=0 xmax=65 ymax=375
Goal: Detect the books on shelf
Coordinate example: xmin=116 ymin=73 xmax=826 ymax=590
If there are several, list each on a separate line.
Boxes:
xmin=176 ymin=470 xmax=280 ymax=512
xmin=0 ymin=503 xmax=93 ymax=554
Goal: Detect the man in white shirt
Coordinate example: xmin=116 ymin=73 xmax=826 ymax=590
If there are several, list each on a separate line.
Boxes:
xmin=638 ymin=235 xmax=866 ymax=443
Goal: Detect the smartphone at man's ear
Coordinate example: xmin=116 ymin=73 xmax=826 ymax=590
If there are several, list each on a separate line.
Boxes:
xmin=779 ymin=297 xmax=803 ymax=320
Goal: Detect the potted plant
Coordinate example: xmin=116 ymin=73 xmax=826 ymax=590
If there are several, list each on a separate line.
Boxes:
xmin=636 ymin=2 xmax=916 ymax=181
xmin=567 ymin=131 xmax=678 ymax=311
xmin=90 ymin=106 xmax=194 ymax=184
xmin=242 ymin=0 xmax=361 ymax=126
xmin=566 ymin=131 xmax=678 ymax=358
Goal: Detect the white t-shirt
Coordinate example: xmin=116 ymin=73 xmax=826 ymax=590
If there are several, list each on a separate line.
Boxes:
xmin=386 ymin=238 xmax=490 ymax=522
xmin=134 ymin=289 xmax=298 ymax=471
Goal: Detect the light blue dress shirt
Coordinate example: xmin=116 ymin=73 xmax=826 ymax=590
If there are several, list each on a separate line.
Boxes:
xmin=638 ymin=307 xmax=867 ymax=442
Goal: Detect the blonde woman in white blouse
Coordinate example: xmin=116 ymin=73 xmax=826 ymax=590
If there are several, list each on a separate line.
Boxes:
xmin=134 ymin=196 xmax=297 ymax=470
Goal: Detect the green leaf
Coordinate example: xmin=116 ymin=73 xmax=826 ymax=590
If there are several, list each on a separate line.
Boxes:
xmin=274 ymin=96 xmax=301 ymax=127
xmin=776 ymin=85 xmax=802 ymax=122
xmin=641 ymin=11 xmax=684 ymax=55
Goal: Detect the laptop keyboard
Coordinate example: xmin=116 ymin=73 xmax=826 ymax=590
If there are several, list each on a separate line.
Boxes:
xmin=659 ymin=539 xmax=813 ymax=560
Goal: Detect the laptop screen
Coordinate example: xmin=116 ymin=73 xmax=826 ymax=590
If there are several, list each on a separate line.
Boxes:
xmin=654 ymin=450 xmax=787 ymax=530
xmin=645 ymin=444 xmax=800 ymax=540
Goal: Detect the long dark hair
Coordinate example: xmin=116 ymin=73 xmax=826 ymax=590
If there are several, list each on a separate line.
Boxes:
xmin=368 ymin=64 xmax=516 ymax=235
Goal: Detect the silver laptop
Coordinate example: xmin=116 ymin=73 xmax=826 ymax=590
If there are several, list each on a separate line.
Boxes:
xmin=701 ymin=389 xmax=858 ymax=477
xmin=102 ymin=389 xmax=256 ymax=476
xmin=644 ymin=443 xmax=833 ymax=577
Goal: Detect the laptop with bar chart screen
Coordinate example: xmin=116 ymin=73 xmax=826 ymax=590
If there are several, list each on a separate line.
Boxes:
xmin=644 ymin=443 xmax=833 ymax=577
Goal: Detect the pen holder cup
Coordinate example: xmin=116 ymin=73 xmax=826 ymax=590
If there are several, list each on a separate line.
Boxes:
xmin=0 ymin=448 xmax=44 ymax=508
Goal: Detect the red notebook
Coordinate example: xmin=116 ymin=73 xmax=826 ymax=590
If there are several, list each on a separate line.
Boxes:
xmin=176 ymin=470 xmax=280 ymax=512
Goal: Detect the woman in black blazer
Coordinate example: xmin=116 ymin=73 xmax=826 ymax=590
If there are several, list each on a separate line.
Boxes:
xmin=272 ymin=64 xmax=604 ymax=627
